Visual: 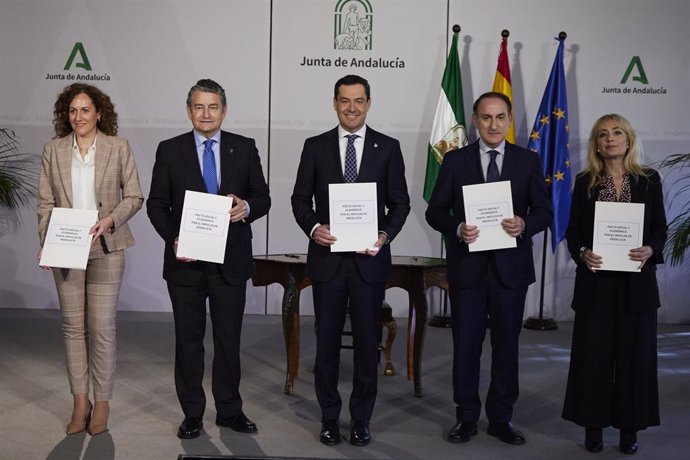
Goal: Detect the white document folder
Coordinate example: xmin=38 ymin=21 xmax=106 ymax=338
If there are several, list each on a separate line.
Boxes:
xmin=593 ymin=201 xmax=645 ymax=272
xmin=39 ymin=207 xmax=98 ymax=269
xmin=462 ymin=181 xmax=516 ymax=252
xmin=328 ymin=182 xmax=378 ymax=252
xmin=177 ymin=190 xmax=232 ymax=264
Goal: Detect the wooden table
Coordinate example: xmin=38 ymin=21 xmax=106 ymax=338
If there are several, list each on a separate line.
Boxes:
xmin=252 ymin=254 xmax=447 ymax=397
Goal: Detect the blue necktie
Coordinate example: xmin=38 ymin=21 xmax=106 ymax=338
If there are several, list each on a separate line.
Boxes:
xmin=202 ymin=139 xmax=218 ymax=194
xmin=486 ymin=149 xmax=500 ymax=183
xmin=344 ymin=134 xmax=358 ymax=183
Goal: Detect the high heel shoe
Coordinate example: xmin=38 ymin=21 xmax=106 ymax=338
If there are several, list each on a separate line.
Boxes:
xmin=87 ymin=423 xmax=109 ymax=436
xmin=88 ymin=401 xmax=110 ymax=436
xmin=585 ymin=427 xmax=603 ymax=453
xmin=66 ymin=402 xmax=92 ymax=435
xmin=619 ymin=430 xmax=638 ymax=455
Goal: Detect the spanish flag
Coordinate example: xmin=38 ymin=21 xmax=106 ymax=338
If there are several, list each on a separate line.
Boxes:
xmin=492 ymin=31 xmax=516 ymax=143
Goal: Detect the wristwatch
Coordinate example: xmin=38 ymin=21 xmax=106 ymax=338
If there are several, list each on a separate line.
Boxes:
xmin=578 ymin=246 xmax=587 ymax=259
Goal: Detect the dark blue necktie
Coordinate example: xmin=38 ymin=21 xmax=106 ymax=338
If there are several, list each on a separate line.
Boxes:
xmin=202 ymin=139 xmax=218 ymax=194
xmin=486 ymin=149 xmax=500 ymax=183
xmin=344 ymin=134 xmax=358 ymax=183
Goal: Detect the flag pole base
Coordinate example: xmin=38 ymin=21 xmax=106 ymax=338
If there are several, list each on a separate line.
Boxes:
xmin=428 ymin=315 xmax=452 ymax=328
xmin=523 ymin=316 xmax=558 ymax=331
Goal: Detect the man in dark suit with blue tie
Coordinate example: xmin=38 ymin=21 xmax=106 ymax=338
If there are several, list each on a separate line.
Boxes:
xmin=291 ymin=75 xmax=410 ymax=446
xmin=426 ymin=92 xmax=552 ymax=446
xmin=147 ymin=79 xmax=270 ymax=439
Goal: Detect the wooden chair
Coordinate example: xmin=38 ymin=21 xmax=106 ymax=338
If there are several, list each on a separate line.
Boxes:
xmin=340 ymin=301 xmax=397 ymax=376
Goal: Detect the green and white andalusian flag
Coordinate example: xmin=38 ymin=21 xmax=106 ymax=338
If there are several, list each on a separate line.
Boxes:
xmin=423 ymin=28 xmax=467 ymax=202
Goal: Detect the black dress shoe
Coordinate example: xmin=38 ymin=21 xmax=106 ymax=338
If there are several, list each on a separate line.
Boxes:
xmin=619 ymin=431 xmax=638 ymax=455
xmin=585 ymin=428 xmax=603 ymax=453
xmin=177 ymin=417 xmax=203 ymax=439
xmin=216 ymin=412 xmax=258 ymax=433
xmin=487 ymin=422 xmax=526 ymax=445
xmin=319 ymin=421 xmax=341 ymax=446
xmin=447 ymin=421 xmax=478 ymax=443
xmin=349 ymin=420 xmax=371 ymax=446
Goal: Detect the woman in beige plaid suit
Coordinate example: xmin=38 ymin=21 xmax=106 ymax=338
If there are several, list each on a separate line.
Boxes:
xmin=37 ymin=83 xmax=144 ymax=435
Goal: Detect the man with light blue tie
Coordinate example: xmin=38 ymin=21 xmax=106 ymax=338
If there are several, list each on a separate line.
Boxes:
xmin=147 ymin=79 xmax=270 ymax=439
xmin=291 ymin=75 xmax=410 ymax=446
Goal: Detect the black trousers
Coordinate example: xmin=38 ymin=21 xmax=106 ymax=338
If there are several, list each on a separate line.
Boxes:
xmin=312 ymin=256 xmax=385 ymax=423
xmin=449 ymin=258 xmax=527 ymax=424
xmin=167 ymin=263 xmax=247 ymax=419
xmin=562 ymin=271 xmax=659 ymax=431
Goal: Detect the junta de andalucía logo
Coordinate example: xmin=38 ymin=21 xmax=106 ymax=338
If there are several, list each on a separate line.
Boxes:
xmin=601 ymin=56 xmax=666 ymax=95
xmin=46 ymin=42 xmax=111 ymax=82
xmin=334 ymin=0 xmax=373 ymax=50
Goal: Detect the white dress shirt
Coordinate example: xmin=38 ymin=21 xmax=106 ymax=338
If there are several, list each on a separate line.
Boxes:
xmin=337 ymin=125 xmax=367 ymax=175
xmin=71 ymin=135 xmax=98 ymax=211
xmin=457 ymin=140 xmax=507 ymax=237
xmin=309 ymin=125 xmax=368 ymax=238
xmin=478 ymin=139 xmax=506 ymax=181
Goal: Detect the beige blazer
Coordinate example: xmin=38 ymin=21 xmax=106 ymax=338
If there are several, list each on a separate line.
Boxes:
xmin=37 ymin=131 xmax=144 ymax=252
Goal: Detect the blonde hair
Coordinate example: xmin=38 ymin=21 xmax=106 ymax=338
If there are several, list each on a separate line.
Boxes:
xmin=581 ymin=113 xmax=647 ymax=194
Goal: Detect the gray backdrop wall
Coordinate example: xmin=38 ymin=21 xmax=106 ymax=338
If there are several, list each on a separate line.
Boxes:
xmin=1 ymin=0 xmax=688 ymax=322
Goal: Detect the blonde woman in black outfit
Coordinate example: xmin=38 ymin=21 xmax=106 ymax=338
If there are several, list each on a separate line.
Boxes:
xmin=562 ymin=114 xmax=667 ymax=455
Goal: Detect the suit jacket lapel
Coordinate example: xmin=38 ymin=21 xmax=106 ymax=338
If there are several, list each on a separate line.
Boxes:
xmin=501 ymin=143 xmax=517 ymax=182
xmin=630 ymin=174 xmax=645 ymax=203
xmin=326 ymin=128 xmax=345 ymax=183
xmin=55 ymin=135 xmax=74 ymax=207
xmin=218 ymin=131 xmax=236 ymax=195
xmin=468 ymin=141 xmax=484 ymax=182
xmin=357 ymin=127 xmax=376 ymax=182
xmin=94 ymin=132 xmax=111 ymax=196
xmin=183 ymin=131 xmax=207 ymax=192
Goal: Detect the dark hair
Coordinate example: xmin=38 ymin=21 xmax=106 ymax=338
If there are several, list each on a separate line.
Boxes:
xmin=472 ymin=91 xmax=512 ymax=115
xmin=52 ymin=83 xmax=118 ymax=138
xmin=186 ymin=79 xmax=227 ymax=107
xmin=334 ymin=75 xmax=370 ymax=100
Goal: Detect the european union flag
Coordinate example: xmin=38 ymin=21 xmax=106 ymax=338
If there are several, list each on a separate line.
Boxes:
xmin=527 ymin=35 xmax=571 ymax=252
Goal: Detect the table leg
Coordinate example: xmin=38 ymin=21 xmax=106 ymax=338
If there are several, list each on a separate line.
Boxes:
xmin=406 ymin=291 xmax=415 ymax=381
xmin=282 ymin=275 xmax=301 ymax=395
xmin=411 ymin=287 xmax=428 ymax=398
xmin=382 ymin=317 xmax=397 ymax=376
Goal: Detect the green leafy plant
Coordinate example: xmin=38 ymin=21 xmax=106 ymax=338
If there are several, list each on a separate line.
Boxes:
xmin=0 ymin=128 xmax=37 ymax=209
xmin=659 ymin=153 xmax=690 ymax=266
